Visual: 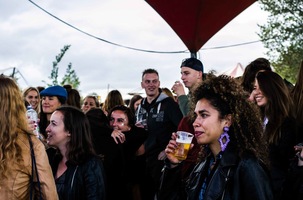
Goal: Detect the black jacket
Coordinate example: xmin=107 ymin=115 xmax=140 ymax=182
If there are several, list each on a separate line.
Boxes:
xmin=158 ymin=148 xmax=273 ymax=200
xmin=136 ymin=91 xmax=183 ymax=158
xmin=51 ymin=154 xmax=106 ymax=200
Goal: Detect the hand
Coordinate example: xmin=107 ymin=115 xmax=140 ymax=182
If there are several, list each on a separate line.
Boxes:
xmin=27 ymin=117 xmax=39 ymax=132
xmin=295 ymin=144 xmax=303 ymax=166
xmin=171 ymin=81 xmax=186 ymax=97
xmin=135 ymin=119 xmax=147 ymax=129
xmin=165 ymin=132 xmax=181 ymax=164
xmin=111 ymin=129 xmax=126 ymax=144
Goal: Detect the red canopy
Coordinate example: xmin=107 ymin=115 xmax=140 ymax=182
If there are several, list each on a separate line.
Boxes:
xmin=146 ymin=0 xmax=256 ymax=55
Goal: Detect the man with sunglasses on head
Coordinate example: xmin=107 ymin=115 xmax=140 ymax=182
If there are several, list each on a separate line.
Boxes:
xmin=135 ymin=68 xmax=183 ymax=200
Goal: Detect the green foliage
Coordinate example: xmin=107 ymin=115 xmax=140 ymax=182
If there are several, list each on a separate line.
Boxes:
xmin=43 ymin=45 xmax=80 ymax=88
xmin=60 ymin=63 xmax=80 ymax=89
xmin=258 ymin=0 xmax=303 ymax=83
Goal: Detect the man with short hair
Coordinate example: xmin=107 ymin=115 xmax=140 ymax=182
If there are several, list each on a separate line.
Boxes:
xmin=136 ymin=68 xmax=183 ymax=200
xmin=171 ymin=57 xmax=204 ymax=116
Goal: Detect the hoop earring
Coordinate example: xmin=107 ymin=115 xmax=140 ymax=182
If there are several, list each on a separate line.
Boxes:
xmin=219 ymin=126 xmax=230 ymax=151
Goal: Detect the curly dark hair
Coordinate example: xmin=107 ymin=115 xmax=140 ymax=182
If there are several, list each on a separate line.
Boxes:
xmin=191 ymin=74 xmax=268 ymax=165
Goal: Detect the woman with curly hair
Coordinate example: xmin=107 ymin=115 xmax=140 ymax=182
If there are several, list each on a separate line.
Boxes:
xmin=0 ymin=75 xmax=58 ymax=200
xmin=158 ymin=74 xmax=273 ymax=200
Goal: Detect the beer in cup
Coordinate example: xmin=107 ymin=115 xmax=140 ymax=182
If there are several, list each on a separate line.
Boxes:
xmin=174 ymin=131 xmax=194 ymax=161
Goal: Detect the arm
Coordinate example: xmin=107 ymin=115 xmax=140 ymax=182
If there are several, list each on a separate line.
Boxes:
xmin=83 ymin=157 xmax=106 ymax=200
xmin=33 ymin=137 xmax=59 ymax=200
xmin=177 ymin=95 xmax=189 ymax=116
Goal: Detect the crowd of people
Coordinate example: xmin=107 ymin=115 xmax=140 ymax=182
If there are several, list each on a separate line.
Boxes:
xmin=0 ymin=57 xmax=302 ymax=200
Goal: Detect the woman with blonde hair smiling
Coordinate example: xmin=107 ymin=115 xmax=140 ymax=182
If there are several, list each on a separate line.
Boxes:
xmin=0 ymin=75 xmax=58 ymax=200
xmin=23 ymin=86 xmax=41 ymax=113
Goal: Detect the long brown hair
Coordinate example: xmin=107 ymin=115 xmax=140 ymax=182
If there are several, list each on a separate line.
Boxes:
xmin=0 ymin=75 xmax=30 ymax=178
xmin=102 ymin=90 xmax=124 ymax=114
xmin=291 ymin=61 xmax=303 ymax=141
xmin=256 ymin=71 xmax=295 ymax=144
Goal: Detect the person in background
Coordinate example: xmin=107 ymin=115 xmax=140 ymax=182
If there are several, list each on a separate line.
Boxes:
xmin=129 ymin=94 xmax=143 ymax=115
xmin=63 ymin=84 xmax=81 ymax=109
xmin=159 ymin=74 xmax=273 ymax=199
xmin=102 ymin=89 xmax=125 ymax=116
xmin=241 ymin=57 xmax=272 ymax=98
xmin=291 ymin=60 xmax=303 ymax=143
xmin=0 ymin=75 xmax=58 ymax=200
xmin=39 ymin=85 xmax=67 ymax=139
xmin=37 ymin=86 xmax=45 ymax=93
xmin=23 ymin=86 xmax=41 ymax=113
xmin=46 ymin=106 xmax=106 ymax=200
xmin=81 ymin=95 xmax=99 ymax=113
xmin=280 ymin=61 xmax=303 ymax=200
xmin=135 ymin=68 xmax=183 ymax=200
xmin=109 ymin=105 xmax=148 ymax=200
xmin=161 ymin=87 xmax=176 ymax=101
xmin=171 ymin=58 xmax=205 ymax=183
xmin=86 ymin=107 xmax=126 ymax=200
xmin=171 ymin=57 xmax=204 ymax=116
xmin=252 ymin=70 xmax=296 ymax=200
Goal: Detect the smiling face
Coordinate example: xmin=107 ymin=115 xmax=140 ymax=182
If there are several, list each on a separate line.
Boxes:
xmin=25 ymin=90 xmax=40 ymax=109
xmin=192 ymin=98 xmax=230 ymax=151
xmin=109 ymin=110 xmax=131 ymax=132
xmin=81 ymin=97 xmax=97 ymax=113
xmin=42 ymin=96 xmax=62 ymax=114
xmin=180 ymin=67 xmax=202 ymax=90
xmin=252 ymin=79 xmax=268 ymax=107
xmin=46 ymin=111 xmax=70 ymax=150
xmin=141 ymin=73 xmax=160 ymax=99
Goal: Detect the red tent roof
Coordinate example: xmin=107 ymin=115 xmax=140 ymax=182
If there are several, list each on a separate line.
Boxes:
xmin=146 ymin=0 xmax=256 ymax=54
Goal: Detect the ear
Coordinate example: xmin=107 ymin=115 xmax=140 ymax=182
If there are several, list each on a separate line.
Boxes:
xmin=197 ymin=71 xmax=202 ymax=79
xmin=67 ymin=132 xmax=71 ymax=137
xmin=224 ymin=114 xmax=232 ymax=127
xmin=141 ymin=81 xmax=144 ymax=89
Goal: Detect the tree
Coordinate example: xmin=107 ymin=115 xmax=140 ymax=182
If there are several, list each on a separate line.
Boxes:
xmin=61 ymin=62 xmax=80 ymax=89
xmin=43 ymin=45 xmax=80 ymax=88
xmin=258 ymin=0 xmax=303 ymax=83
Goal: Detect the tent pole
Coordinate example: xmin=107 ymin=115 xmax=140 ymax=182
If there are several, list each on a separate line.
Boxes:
xmin=190 ymin=52 xmax=197 ymax=58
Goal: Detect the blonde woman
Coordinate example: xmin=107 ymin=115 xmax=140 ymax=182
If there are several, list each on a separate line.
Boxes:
xmin=23 ymin=86 xmax=41 ymax=113
xmin=0 ymin=75 xmax=58 ymax=200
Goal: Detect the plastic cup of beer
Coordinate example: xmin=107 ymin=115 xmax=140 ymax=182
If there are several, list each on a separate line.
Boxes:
xmin=174 ymin=131 xmax=194 ymax=161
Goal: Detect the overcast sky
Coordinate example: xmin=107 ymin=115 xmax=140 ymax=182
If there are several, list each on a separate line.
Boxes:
xmin=0 ymin=0 xmax=269 ymax=102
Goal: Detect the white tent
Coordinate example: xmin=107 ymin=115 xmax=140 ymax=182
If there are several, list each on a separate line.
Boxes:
xmin=220 ymin=63 xmax=244 ymax=78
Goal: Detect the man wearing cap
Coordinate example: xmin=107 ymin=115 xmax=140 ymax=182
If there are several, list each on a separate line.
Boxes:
xmin=171 ymin=57 xmax=204 ymax=116
xmin=39 ymin=85 xmax=68 ymax=138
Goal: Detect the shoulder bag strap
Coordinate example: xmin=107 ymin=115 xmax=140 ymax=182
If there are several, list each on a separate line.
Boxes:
xmin=28 ymin=134 xmax=42 ymax=200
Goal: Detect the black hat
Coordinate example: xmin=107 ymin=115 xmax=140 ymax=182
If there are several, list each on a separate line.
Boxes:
xmin=180 ymin=58 xmax=204 ymax=73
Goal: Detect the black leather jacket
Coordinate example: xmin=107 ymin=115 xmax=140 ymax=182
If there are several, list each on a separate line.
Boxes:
xmin=50 ymin=154 xmax=106 ymax=200
xmin=158 ymin=148 xmax=273 ymax=200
